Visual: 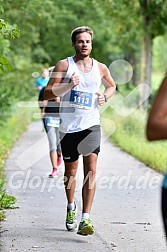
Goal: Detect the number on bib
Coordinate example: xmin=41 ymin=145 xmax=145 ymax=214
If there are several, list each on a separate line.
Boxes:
xmin=70 ymin=90 xmax=92 ymax=109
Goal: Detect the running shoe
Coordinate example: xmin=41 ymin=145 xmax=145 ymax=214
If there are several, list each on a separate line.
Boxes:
xmin=77 ymin=219 xmax=94 ymax=236
xmin=49 ymin=168 xmax=58 ymax=178
xmin=57 ymin=156 xmax=62 ymax=166
xmin=66 ymin=203 xmax=77 ymax=231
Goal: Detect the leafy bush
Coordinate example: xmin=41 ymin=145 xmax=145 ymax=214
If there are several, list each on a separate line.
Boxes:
xmin=0 ymin=180 xmax=16 ymax=209
xmin=0 ymin=179 xmax=16 ymax=220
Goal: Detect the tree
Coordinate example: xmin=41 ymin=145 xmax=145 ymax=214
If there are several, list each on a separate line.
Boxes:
xmin=96 ymin=0 xmax=142 ymax=86
xmin=139 ymin=0 xmax=167 ymax=108
xmin=96 ymin=0 xmax=167 ymax=108
xmin=0 ymin=6 xmax=20 ymax=73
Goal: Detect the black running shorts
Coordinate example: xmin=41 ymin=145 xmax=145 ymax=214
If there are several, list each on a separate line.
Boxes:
xmin=60 ymin=125 xmax=101 ymax=162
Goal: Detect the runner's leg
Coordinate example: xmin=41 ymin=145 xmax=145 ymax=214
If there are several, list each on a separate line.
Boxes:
xmin=82 ymin=153 xmax=98 ymax=213
xmin=64 ymin=160 xmax=78 ymax=203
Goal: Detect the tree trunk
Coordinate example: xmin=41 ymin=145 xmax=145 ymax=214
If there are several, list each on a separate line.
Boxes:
xmin=139 ymin=32 xmax=152 ymax=109
xmin=128 ymin=54 xmax=138 ymax=86
xmin=139 ymin=0 xmax=153 ymax=109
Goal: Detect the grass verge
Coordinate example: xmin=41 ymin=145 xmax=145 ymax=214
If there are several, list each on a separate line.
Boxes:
xmin=0 ymin=101 xmax=38 ymax=220
xmin=101 ymin=106 xmax=167 ymax=174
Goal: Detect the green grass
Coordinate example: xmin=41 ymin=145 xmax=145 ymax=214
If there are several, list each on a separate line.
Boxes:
xmin=151 ymin=72 xmax=164 ymax=92
xmin=101 ymin=106 xmax=167 ymax=174
xmin=0 ymin=100 xmax=38 ymax=220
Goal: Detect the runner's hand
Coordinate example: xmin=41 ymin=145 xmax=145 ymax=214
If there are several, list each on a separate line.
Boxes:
xmin=71 ymin=72 xmax=80 ymax=87
xmin=96 ymin=92 xmax=106 ymax=106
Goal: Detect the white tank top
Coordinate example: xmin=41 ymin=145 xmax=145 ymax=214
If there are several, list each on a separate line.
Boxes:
xmin=59 ymin=56 xmax=102 ymax=133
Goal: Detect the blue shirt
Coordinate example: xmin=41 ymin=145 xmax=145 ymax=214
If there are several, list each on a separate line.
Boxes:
xmin=35 ymin=77 xmax=49 ymax=91
xmin=162 ymin=173 xmax=167 ymax=189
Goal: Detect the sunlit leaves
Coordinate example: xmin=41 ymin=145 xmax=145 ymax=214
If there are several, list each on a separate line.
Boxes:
xmin=139 ymin=0 xmax=167 ymax=37
xmin=0 ymin=15 xmax=20 ymax=73
xmin=0 ymin=56 xmax=12 ymax=73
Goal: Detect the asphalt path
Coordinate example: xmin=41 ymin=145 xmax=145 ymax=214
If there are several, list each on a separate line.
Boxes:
xmin=0 ymin=121 xmax=166 ymax=252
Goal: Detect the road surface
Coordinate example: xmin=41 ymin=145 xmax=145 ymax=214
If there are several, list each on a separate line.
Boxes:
xmin=0 ymin=121 xmax=166 ymax=251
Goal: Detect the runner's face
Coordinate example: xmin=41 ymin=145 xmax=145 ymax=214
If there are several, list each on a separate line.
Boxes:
xmin=42 ymin=69 xmax=49 ymax=78
xmin=72 ymin=32 xmax=92 ymax=58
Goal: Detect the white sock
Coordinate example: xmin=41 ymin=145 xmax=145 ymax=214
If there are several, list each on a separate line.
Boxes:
xmin=82 ymin=212 xmax=89 ymax=220
xmin=67 ymin=202 xmax=75 ymax=210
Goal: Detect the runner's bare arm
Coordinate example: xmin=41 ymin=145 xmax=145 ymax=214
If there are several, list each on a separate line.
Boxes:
xmin=96 ymin=63 xmax=116 ymax=105
xmin=101 ymin=63 xmax=116 ymax=97
xmin=45 ymin=59 xmax=79 ymax=100
xmin=146 ymin=75 xmax=167 ymax=141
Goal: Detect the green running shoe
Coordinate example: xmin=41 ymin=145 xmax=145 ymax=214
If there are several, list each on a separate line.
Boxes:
xmin=66 ymin=204 xmax=77 ymax=231
xmin=77 ymin=219 xmax=94 ymax=236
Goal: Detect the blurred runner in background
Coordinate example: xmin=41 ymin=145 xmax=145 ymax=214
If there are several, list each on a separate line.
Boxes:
xmin=38 ymin=67 xmax=62 ymax=177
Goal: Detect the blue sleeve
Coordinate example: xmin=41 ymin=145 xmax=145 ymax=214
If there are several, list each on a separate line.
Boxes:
xmin=35 ymin=78 xmax=40 ymax=87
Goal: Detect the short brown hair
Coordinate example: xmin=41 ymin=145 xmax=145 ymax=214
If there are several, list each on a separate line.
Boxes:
xmin=71 ymin=26 xmax=94 ymax=43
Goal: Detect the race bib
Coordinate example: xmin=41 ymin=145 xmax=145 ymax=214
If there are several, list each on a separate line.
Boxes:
xmin=46 ymin=117 xmax=60 ymax=127
xmin=70 ymin=90 xmax=92 ymax=109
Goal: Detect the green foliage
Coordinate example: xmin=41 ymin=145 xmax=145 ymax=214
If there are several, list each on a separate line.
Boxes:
xmin=0 ymin=59 xmax=43 ymax=124
xmin=0 ymin=182 xmax=16 ymax=210
xmin=2 ymin=0 xmax=140 ymax=65
xmin=0 ymin=179 xmax=16 ymax=220
xmin=32 ymin=46 xmax=51 ymax=64
xmin=102 ymin=107 xmax=167 ymax=173
xmin=139 ymin=0 xmax=167 ymax=38
xmin=152 ymin=35 xmax=167 ymax=72
xmin=0 ymin=19 xmax=20 ymax=39
xmin=0 ymin=56 xmax=12 ymax=73
xmin=98 ymin=0 xmax=141 ymax=53
xmin=0 ymin=17 xmax=20 ymax=73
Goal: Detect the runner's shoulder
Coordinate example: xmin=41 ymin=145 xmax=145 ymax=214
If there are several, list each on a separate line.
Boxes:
xmin=56 ymin=59 xmax=69 ymax=72
xmin=97 ymin=61 xmax=107 ymax=70
xmin=96 ymin=61 xmax=108 ymax=77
